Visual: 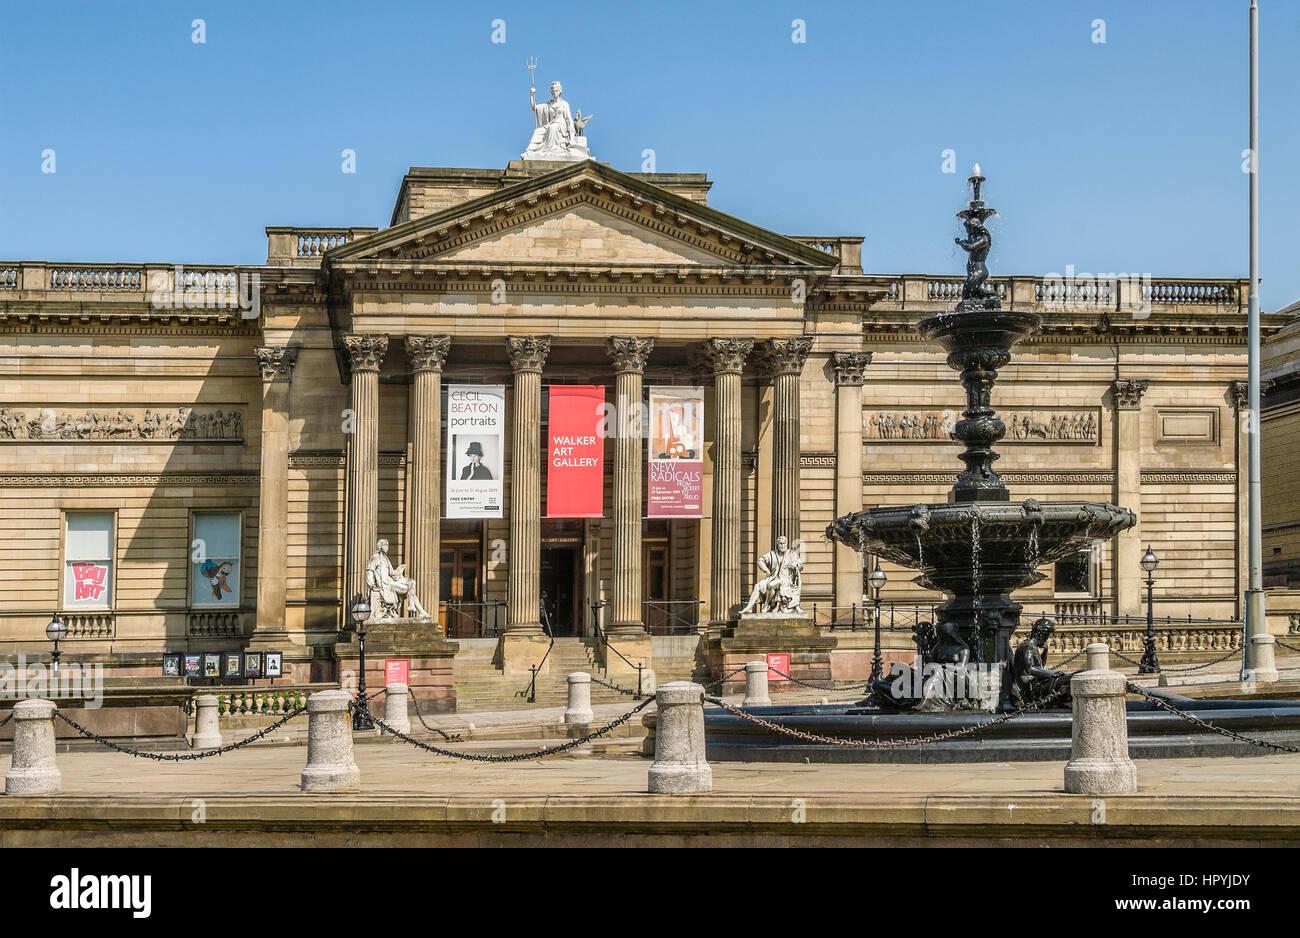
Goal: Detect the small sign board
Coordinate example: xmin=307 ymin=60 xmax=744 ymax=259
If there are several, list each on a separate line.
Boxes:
xmin=385 ymin=658 xmax=410 ymax=687
xmin=766 ymin=652 xmax=790 ymax=683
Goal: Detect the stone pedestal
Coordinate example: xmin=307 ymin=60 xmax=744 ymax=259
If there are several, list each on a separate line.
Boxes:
xmin=335 ymin=617 xmax=459 ymax=713
xmin=190 ymin=694 xmax=223 ymax=749
xmin=1246 ymin=632 xmax=1279 ymax=683
xmin=383 ymin=682 xmax=412 ymax=735
xmin=563 ymin=672 xmax=594 ymax=724
xmin=705 ymin=614 xmax=837 ymax=695
xmin=301 ymin=690 xmax=360 ymax=793
xmin=743 ymin=660 xmax=772 ymax=707
xmin=1064 ymin=644 xmax=1138 ymax=795
xmin=5 ymin=699 xmax=61 ymax=795
xmin=647 ymin=681 xmax=712 ymax=794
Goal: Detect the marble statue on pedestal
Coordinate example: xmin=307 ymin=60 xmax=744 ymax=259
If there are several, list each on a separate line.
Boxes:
xmin=365 ymin=538 xmax=430 ymax=621
xmin=739 ymin=535 xmax=804 ymax=616
xmin=521 ymin=62 xmax=592 ymax=162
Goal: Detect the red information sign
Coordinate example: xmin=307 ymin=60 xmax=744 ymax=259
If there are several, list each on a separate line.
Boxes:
xmin=384 ymin=659 xmax=410 ymax=687
xmin=546 ymin=385 xmax=605 ymax=518
xmin=766 ymin=653 xmax=790 ymax=683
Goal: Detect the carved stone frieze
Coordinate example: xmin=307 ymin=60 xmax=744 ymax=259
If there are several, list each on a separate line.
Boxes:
xmin=0 ymin=406 xmax=243 ymax=442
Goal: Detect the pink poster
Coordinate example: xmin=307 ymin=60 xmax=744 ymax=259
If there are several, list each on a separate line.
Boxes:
xmin=648 ymin=386 xmax=704 ymax=517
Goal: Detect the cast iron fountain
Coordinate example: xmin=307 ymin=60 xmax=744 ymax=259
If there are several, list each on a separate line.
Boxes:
xmin=700 ymin=168 xmax=1300 ymax=762
xmin=826 ymin=166 xmax=1134 ymax=702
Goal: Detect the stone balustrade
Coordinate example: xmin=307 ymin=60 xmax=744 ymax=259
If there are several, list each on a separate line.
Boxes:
xmin=186 ymin=687 xmax=313 ymax=719
xmin=790 ymin=236 xmax=864 ymax=273
xmin=264 ymin=227 xmax=378 ymax=265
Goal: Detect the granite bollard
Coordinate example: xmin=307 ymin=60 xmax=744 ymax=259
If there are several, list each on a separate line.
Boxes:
xmin=647 ymin=681 xmax=712 ymax=794
xmin=1246 ymin=633 xmax=1279 ymax=683
xmin=564 ymin=672 xmax=594 ymax=724
xmin=743 ymin=660 xmax=772 ymax=707
xmin=383 ymin=683 xmax=411 ymax=735
xmin=300 ymin=690 xmax=360 ymax=792
xmin=5 ymin=698 xmax=61 ymax=795
xmin=191 ymin=694 xmax=223 ymax=749
xmin=1064 ymin=643 xmax=1137 ymax=795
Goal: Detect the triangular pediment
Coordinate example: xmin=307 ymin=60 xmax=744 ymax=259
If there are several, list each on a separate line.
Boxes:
xmin=324 ymin=161 xmax=837 ymax=271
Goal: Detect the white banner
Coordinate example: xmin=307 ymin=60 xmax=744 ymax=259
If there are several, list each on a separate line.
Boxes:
xmin=446 ymin=385 xmax=505 ymax=519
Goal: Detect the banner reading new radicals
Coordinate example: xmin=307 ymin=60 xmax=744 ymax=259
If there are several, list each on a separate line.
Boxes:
xmin=648 ymin=386 xmax=705 ymax=517
xmin=446 ymin=385 xmax=505 ymax=519
xmin=546 ymin=385 xmax=605 ymax=518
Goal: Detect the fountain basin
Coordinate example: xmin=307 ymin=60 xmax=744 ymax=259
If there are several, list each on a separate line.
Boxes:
xmin=701 ymin=698 xmax=1300 ymax=763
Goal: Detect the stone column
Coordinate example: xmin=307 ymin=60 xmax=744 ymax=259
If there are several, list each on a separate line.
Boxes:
xmin=503 ymin=335 xmax=551 ymax=671
xmin=564 ymin=671 xmax=594 ymax=724
xmin=405 ymin=335 xmax=451 ymax=620
xmin=606 ymin=337 xmax=654 ymax=634
xmin=5 ymin=699 xmax=60 ymax=795
xmin=763 ymin=337 xmax=813 ymax=547
xmin=253 ymin=346 xmax=297 ymax=640
xmin=706 ymin=338 xmax=754 ymax=625
xmin=1231 ymin=381 xmax=1249 ymax=620
xmin=300 ymin=689 xmax=360 ymax=792
xmin=832 ymin=352 xmax=871 ymax=616
xmin=1063 ymin=643 xmax=1138 ymax=794
xmin=1111 ymin=379 xmax=1148 ymax=616
xmin=383 ymin=682 xmax=412 ymax=735
xmin=647 ymin=681 xmax=712 ymax=794
xmin=343 ymin=336 xmax=387 ymax=615
xmin=191 ymin=695 xmax=222 ymax=749
xmin=743 ymin=659 xmax=772 ymax=707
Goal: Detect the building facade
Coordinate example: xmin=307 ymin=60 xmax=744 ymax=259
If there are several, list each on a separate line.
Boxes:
xmin=0 ymin=158 xmax=1277 ymax=703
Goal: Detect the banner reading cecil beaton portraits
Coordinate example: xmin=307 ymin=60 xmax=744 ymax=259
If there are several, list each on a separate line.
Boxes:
xmin=546 ymin=385 xmax=605 ymax=518
xmin=446 ymin=385 xmax=505 ymax=518
xmin=647 ymin=386 xmax=704 ymax=518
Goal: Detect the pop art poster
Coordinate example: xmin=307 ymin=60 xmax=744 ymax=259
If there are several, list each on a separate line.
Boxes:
xmin=648 ymin=386 xmax=704 ymax=517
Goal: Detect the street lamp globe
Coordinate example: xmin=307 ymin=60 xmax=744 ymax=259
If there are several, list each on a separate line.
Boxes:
xmin=1140 ymin=546 xmax=1159 ymax=574
xmin=351 ymin=598 xmax=371 ymax=627
xmin=45 ymin=613 xmax=67 ymax=644
xmin=868 ymin=561 xmax=888 ymax=593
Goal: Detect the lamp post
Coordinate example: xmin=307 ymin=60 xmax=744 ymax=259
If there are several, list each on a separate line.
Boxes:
xmin=45 ymin=613 xmax=67 ymax=679
xmin=868 ymin=560 xmax=888 ymax=681
xmin=350 ymin=598 xmax=374 ymax=730
xmin=1138 ymin=546 xmax=1160 ymax=674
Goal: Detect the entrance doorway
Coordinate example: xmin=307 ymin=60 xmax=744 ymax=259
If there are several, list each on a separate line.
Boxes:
xmin=440 ymin=542 xmax=493 ymax=638
xmin=540 ymin=545 xmax=581 ymax=636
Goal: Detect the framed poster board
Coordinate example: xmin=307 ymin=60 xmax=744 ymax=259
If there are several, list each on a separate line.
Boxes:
xmin=242 ymin=652 xmax=263 ymax=679
xmin=162 ymin=653 xmax=181 ymax=677
xmin=222 ymin=651 xmax=243 ymax=678
xmin=183 ymin=654 xmax=202 ymax=679
xmin=264 ymin=652 xmax=283 ymax=679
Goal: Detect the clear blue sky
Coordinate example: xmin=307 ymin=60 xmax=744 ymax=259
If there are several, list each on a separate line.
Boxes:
xmin=2 ymin=0 xmax=1295 ymax=310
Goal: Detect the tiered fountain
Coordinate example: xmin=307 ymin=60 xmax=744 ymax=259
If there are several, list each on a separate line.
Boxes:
xmin=702 ymin=169 xmax=1300 ymax=763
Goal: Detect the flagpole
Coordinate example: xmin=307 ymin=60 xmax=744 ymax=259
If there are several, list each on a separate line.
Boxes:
xmin=1244 ymin=0 xmax=1266 ymax=672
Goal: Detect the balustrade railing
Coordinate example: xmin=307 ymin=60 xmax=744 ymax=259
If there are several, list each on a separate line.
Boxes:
xmin=441 ymin=600 xmax=506 ymax=639
xmin=644 ymin=598 xmax=702 ymax=635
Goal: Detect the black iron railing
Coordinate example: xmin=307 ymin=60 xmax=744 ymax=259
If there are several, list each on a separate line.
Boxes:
xmin=644 ymin=598 xmax=703 ymax=635
xmin=441 ymin=600 xmax=506 ymax=639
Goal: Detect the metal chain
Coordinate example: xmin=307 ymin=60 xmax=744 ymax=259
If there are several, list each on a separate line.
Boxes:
xmin=361 ymin=697 xmax=655 ymax=763
xmin=0 ymin=711 xmax=11 ymax=728
xmin=53 ymin=706 xmax=307 ymax=761
xmin=1125 ymin=682 xmax=1300 ymax=754
xmin=1111 ymin=646 xmax=1241 ymax=674
xmin=701 ymin=665 xmax=749 ymax=692
xmin=1275 ymin=639 xmax=1300 ymax=655
xmin=702 ymin=687 xmax=1068 ymax=749
xmin=404 ymin=691 xmax=462 ymax=742
xmin=766 ymin=667 xmax=869 ymax=693
xmin=588 ymin=674 xmax=646 ymax=698
xmin=1050 ymin=649 xmax=1087 ymax=669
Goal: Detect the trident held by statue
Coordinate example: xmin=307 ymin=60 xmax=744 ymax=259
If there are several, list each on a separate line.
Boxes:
xmin=526 ymin=56 xmax=538 ymax=92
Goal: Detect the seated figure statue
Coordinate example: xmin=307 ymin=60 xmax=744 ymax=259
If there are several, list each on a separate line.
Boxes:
xmin=365 ymin=538 xmax=430 ymax=621
xmin=738 ymin=535 xmax=803 ymax=615
xmin=1009 ymin=617 xmax=1073 ymax=707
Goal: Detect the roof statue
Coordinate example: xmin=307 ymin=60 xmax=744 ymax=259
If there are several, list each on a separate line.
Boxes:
xmin=522 ymin=57 xmax=593 ymax=162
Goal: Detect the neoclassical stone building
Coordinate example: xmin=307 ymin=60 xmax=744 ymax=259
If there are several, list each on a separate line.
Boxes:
xmin=0 ymin=157 xmax=1280 ymax=706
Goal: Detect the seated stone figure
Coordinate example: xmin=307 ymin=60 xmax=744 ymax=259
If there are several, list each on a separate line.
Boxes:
xmin=867 ymin=620 xmax=973 ymax=710
xmin=1009 ymin=617 xmax=1073 ymax=707
xmin=738 ymin=535 xmax=803 ymax=615
xmin=365 ymin=538 xmax=430 ymax=621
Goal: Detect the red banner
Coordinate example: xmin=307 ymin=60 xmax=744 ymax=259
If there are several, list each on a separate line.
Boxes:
xmin=546 ymin=385 xmax=605 ymax=518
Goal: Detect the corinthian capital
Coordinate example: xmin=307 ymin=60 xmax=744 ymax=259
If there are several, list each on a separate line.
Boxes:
xmin=704 ymin=337 xmax=755 ymax=375
xmin=254 ymin=346 xmax=298 ymax=383
xmin=343 ymin=334 xmax=388 ymax=374
xmin=506 ymin=334 xmax=552 ymax=373
xmin=1229 ymin=380 xmax=1248 ymax=412
xmin=760 ymin=336 xmax=814 ymax=377
xmin=406 ymin=335 xmax=451 ymax=374
xmin=605 ymin=336 xmax=654 ymax=374
xmin=831 ymin=351 xmax=872 ymax=386
xmin=1112 ymin=378 xmax=1149 ymax=410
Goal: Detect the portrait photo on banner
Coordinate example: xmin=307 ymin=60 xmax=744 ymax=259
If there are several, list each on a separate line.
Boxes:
xmin=445 ymin=384 xmax=506 ymax=518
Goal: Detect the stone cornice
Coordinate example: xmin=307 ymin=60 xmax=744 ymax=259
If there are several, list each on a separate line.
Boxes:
xmin=343 ymin=334 xmax=388 ymax=373
xmin=605 ymin=336 xmax=654 ymax=374
xmin=506 ymin=334 xmax=552 ymax=373
xmin=405 ymin=335 xmax=451 ymax=374
xmin=255 ymin=346 xmax=298 ymax=382
xmin=0 ymin=471 xmax=259 ymax=486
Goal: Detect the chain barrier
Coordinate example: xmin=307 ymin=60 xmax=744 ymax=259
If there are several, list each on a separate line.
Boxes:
xmin=701 ymin=665 xmax=749 ymax=693
xmin=701 ymin=686 xmax=1068 ymax=749
xmin=360 ymin=697 xmax=655 ymax=763
xmin=1125 ymin=682 xmax=1300 ymax=754
xmin=766 ymin=666 xmax=869 ymax=693
xmin=1275 ymin=639 xmax=1300 ymax=655
xmin=588 ymin=674 xmax=647 ymax=699
xmin=52 ymin=706 xmax=307 ymax=761
xmin=1049 ymin=649 xmax=1087 ymax=669
xmin=403 ymin=692 xmax=462 ymax=742
xmin=1110 ymin=646 xmax=1241 ymax=675
xmin=0 ymin=711 xmax=11 ymax=728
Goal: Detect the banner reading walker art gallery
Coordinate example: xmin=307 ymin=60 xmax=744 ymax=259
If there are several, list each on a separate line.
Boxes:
xmin=648 ymin=386 xmax=704 ymax=517
xmin=546 ymin=385 xmax=605 ymax=518
xmin=446 ymin=385 xmax=505 ymax=519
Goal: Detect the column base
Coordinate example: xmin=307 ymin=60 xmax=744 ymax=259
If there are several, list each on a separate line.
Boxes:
xmin=1063 ymin=757 xmax=1138 ymax=795
xmin=498 ymin=632 xmax=553 ymax=676
xmin=648 ymin=762 xmax=712 ymax=794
